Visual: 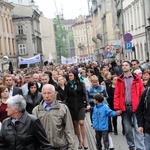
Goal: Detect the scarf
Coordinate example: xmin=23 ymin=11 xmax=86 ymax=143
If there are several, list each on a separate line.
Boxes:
xmin=70 ymin=80 xmax=77 ymax=90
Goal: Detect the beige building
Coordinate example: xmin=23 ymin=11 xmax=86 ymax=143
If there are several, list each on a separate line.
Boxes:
xmin=40 ymin=16 xmax=57 ymax=63
xmin=12 ymin=3 xmax=42 ymax=66
xmin=91 ymin=0 xmax=119 ymax=61
xmin=122 ymin=0 xmax=147 ymax=61
xmin=0 ymin=1 xmax=17 ymax=70
xmin=72 ymin=15 xmax=94 ymax=61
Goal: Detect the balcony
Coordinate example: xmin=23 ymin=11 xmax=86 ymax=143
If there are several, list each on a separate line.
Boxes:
xmin=16 ymin=34 xmax=27 ymax=40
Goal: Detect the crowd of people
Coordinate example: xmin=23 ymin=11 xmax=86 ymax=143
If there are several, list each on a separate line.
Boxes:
xmin=0 ymin=59 xmax=149 ymax=150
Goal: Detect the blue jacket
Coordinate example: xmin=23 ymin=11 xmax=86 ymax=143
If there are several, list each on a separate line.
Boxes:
xmin=92 ymin=103 xmax=116 ymax=131
xmin=87 ymin=85 xmax=108 ymax=103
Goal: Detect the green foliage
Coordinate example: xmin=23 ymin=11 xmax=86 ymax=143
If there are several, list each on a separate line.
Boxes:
xmin=53 ymin=18 xmax=69 ymax=62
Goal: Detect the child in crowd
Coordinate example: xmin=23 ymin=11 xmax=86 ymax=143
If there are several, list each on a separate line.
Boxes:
xmin=92 ymin=93 xmax=121 ymax=150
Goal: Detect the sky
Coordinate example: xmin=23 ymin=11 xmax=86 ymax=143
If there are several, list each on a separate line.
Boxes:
xmin=34 ymin=0 xmax=89 ymax=19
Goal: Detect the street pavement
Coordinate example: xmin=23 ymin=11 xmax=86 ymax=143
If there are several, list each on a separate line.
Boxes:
xmin=75 ymin=112 xmax=128 ymax=150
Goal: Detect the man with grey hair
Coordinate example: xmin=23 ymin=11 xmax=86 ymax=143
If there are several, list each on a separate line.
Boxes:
xmin=0 ymin=95 xmax=53 ymax=150
xmin=32 ymin=84 xmax=75 ymax=150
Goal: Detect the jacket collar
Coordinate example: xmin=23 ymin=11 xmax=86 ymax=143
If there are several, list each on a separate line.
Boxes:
xmin=118 ymin=72 xmax=138 ymax=82
xmin=7 ymin=111 xmax=28 ymax=126
xmin=38 ymin=100 xmax=60 ymax=111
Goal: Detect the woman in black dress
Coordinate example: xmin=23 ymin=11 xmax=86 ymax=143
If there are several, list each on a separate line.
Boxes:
xmin=66 ymin=70 xmax=88 ymax=149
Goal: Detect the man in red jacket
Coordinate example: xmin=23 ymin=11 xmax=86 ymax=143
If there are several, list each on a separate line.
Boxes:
xmin=114 ymin=61 xmax=144 ymax=150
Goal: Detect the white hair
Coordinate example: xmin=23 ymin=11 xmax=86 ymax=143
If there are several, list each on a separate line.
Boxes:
xmin=33 ymin=73 xmax=39 ymax=78
xmin=42 ymin=84 xmax=55 ymax=93
xmin=6 ymin=95 xmax=26 ymax=112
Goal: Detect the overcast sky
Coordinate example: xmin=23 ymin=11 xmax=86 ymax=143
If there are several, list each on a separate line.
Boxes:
xmin=34 ymin=0 xmax=89 ymax=19
xmin=34 ymin=0 xmax=88 ymax=19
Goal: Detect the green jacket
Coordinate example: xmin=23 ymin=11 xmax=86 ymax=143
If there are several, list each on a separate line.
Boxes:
xmin=32 ymin=100 xmax=75 ymax=149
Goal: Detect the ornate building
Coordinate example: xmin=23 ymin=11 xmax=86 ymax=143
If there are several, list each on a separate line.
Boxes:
xmin=0 ymin=0 xmax=17 ymax=70
xmin=72 ymin=15 xmax=94 ymax=62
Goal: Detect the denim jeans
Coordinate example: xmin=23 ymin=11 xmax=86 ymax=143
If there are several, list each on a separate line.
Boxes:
xmin=145 ymin=133 xmax=150 ymax=150
xmin=122 ymin=106 xmax=144 ymax=150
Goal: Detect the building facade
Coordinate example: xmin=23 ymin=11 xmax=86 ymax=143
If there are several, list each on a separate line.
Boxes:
xmin=144 ymin=0 xmax=150 ymax=61
xmin=12 ymin=3 xmax=43 ymax=67
xmin=40 ymin=16 xmax=57 ymax=63
xmin=60 ymin=18 xmax=76 ymax=57
xmin=0 ymin=1 xmax=17 ymax=71
xmin=122 ymin=0 xmax=147 ymax=61
xmin=72 ymin=15 xmax=94 ymax=62
xmin=90 ymin=0 xmax=118 ymax=62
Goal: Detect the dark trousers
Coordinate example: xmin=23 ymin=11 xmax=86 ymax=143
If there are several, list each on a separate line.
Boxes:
xmin=95 ymin=130 xmax=109 ymax=150
xmin=109 ymin=116 xmax=118 ymax=132
xmin=89 ymin=101 xmax=95 ymax=124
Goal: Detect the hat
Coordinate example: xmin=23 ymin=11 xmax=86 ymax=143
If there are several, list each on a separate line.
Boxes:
xmin=134 ymin=69 xmax=142 ymax=75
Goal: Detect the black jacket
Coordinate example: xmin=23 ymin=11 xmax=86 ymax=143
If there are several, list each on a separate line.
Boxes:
xmin=136 ymin=88 xmax=150 ymax=134
xmin=24 ymin=92 xmax=42 ymax=114
xmin=66 ymin=81 xmax=88 ymax=109
xmin=144 ymin=79 xmax=150 ymax=88
xmin=56 ymin=85 xmax=67 ymax=102
xmin=12 ymin=86 xmax=23 ymax=96
xmin=0 ymin=111 xmax=53 ymax=150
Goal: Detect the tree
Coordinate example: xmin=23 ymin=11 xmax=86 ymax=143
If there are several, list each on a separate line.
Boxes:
xmin=53 ymin=18 xmax=69 ymax=62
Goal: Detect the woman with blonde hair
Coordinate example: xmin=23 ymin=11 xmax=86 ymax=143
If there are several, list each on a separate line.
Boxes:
xmin=101 ymin=71 xmax=112 ymax=92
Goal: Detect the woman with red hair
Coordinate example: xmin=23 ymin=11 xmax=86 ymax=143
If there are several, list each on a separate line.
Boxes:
xmin=142 ymin=70 xmax=150 ymax=88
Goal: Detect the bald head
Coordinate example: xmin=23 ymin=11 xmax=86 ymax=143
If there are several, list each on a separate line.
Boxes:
xmin=42 ymin=84 xmax=55 ymax=93
xmin=42 ymin=84 xmax=56 ymax=105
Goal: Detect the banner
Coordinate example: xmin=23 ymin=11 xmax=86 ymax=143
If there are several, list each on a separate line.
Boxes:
xmin=61 ymin=56 xmax=77 ymax=64
xmin=48 ymin=53 xmax=53 ymax=62
xmin=18 ymin=54 xmax=41 ymax=65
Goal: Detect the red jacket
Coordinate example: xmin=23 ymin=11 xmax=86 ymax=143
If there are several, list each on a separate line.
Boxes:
xmin=114 ymin=73 xmax=144 ymax=112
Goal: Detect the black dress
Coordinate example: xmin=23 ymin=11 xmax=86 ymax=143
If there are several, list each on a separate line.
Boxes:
xmin=66 ymin=81 xmax=88 ymax=121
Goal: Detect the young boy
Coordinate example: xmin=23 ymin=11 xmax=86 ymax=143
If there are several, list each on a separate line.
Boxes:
xmin=92 ymin=93 xmax=121 ymax=150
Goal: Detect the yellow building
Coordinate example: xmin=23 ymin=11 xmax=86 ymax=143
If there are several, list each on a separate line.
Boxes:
xmin=72 ymin=15 xmax=94 ymax=61
xmin=0 ymin=1 xmax=17 ymax=70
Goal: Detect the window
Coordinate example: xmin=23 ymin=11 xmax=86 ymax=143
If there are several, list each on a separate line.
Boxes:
xmin=18 ymin=25 xmax=23 ymax=35
xmin=18 ymin=44 xmax=26 ymax=55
